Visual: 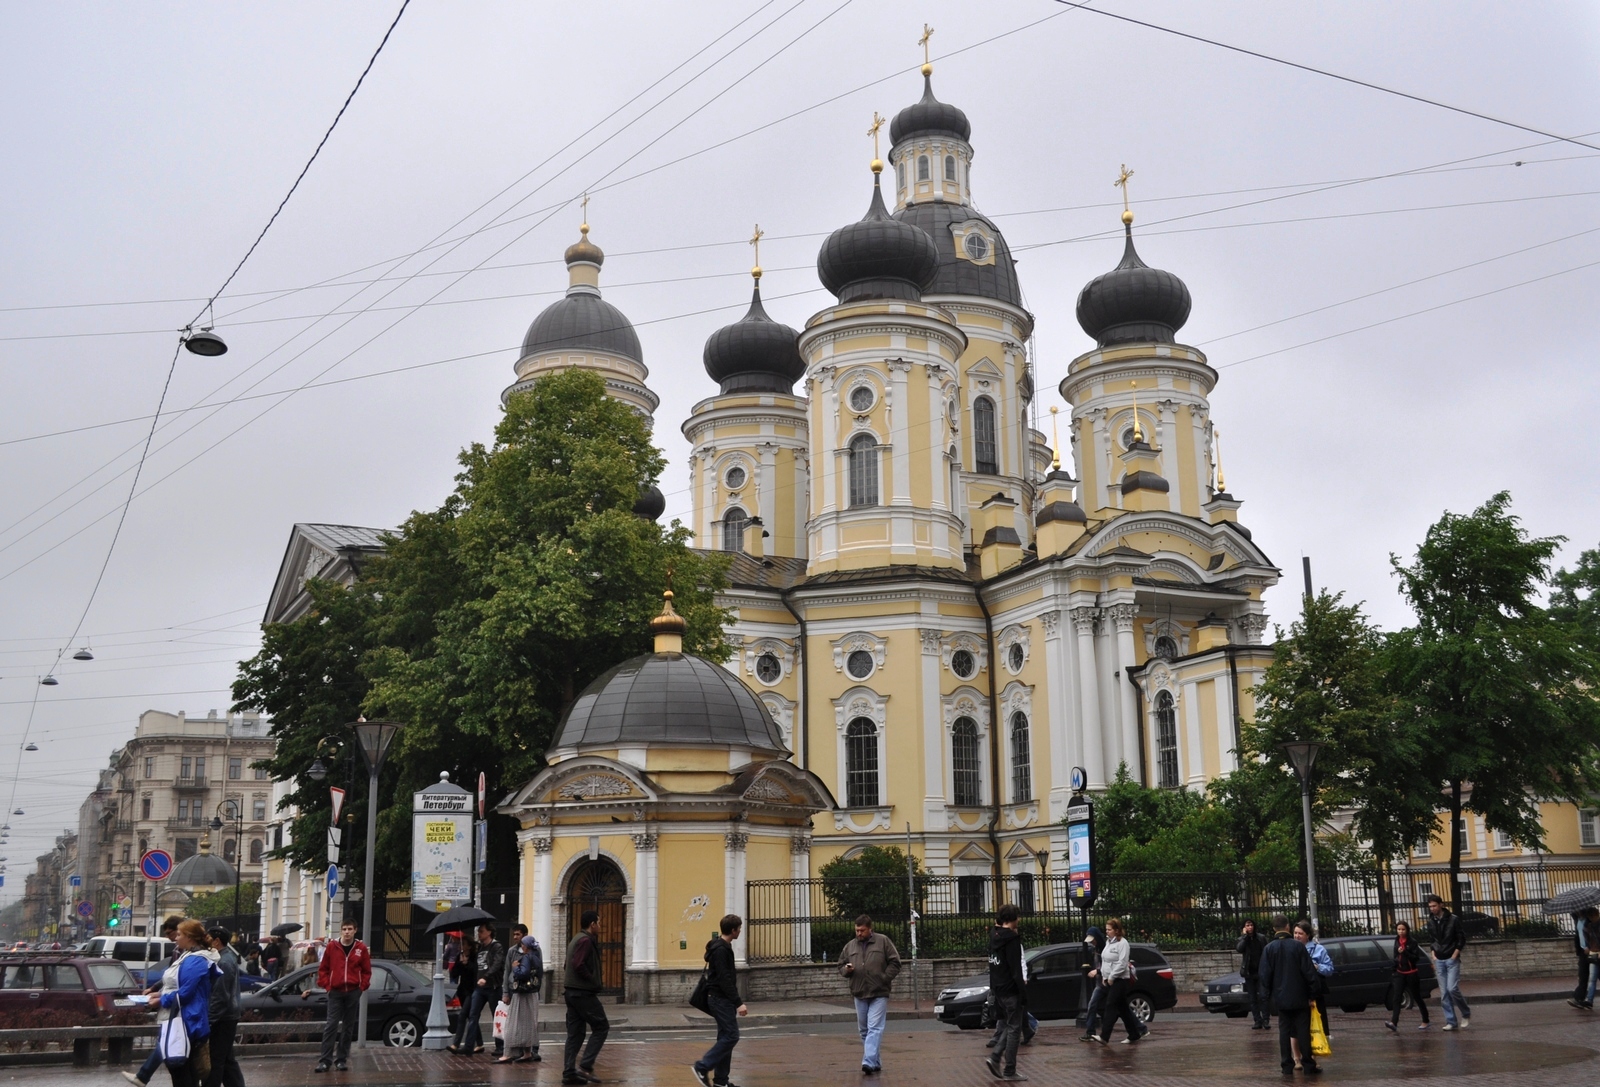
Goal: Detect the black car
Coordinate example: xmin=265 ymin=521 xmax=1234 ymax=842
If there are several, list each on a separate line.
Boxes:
xmin=935 ymin=942 xmax=1178 ymax=1029
xmin=1202 ymin=934 xmax=1438 ymax=1016
xmin=241 ymin=960 xmax=455 ymax=1047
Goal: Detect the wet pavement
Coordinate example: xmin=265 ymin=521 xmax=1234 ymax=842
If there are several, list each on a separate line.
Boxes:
xmin=11 ymin=999 xmax=1600 ymax=1086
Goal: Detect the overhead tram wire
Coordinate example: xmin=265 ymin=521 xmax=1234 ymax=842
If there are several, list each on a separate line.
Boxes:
xmin=1050 ymin=0 xmax=1600 ymax=155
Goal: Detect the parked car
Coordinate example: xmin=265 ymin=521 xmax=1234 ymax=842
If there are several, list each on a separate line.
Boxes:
xmin=1455 ymin=911 xmax=1501 ymax=939
xmin=0 ymin=952 xmax=142 ymax=1020
xmin=82 ymin=935 xmax=174 ymax=987
xmin=240 ymin=960 xmax=454 ymax=1047
xmin=935 ymin=942 xmax=1178 ymax=1029
xmin=1202 ymin=934 xmax=1439 ymax=1016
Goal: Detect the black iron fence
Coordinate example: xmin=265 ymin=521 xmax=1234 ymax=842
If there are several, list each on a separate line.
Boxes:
xmin=745 ymin=863 xmax=1600 ymax=963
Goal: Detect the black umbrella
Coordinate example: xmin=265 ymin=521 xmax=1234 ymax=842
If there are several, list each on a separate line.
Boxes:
xmin=1543 ymin=884 xmax=1600 ymax=915
xmin=424 ymin=905 xmax=498 ymax=936
xmin=270 ymin=923 xmax=303 ymax=937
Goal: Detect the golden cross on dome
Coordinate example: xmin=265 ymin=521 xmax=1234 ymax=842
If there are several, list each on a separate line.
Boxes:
xmin=1129 ymin=380 xmax=1144 ymax=443
xmin=580 ymin=193 xmax=590 ymax=234
xmin=1114 ymin=164 xmax=1135 ymax=225
xmin=1049 ymin=405 xmax=1061 ymax=471
xmin=749 ymin=224 xmax=764 ymax=280
xmin=919 ymin=23 xmax=935 ymax=68
xmin=868 ymin=112 xmax=886 ymax=172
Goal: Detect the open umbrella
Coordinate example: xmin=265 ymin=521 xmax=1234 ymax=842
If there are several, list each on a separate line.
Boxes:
xmin=424 ymin=905 xmax=497 ymax=936
xmin=270 ymin=922 xmax=303 ymax=937
xmin=1542 ymin=885 xmax=1600 ymax=915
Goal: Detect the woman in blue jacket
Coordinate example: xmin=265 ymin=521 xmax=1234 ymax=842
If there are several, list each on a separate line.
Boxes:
xmin=151 ymin=920 xmax=218 ymax=1087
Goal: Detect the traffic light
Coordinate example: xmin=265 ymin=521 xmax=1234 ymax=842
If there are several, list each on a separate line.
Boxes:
xmin=107 ymin=912 xmax=119 ymax=928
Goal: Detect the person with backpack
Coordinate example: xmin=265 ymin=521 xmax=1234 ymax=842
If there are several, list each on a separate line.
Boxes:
xmin=497 ymin=928 xmax=543 ymax=1063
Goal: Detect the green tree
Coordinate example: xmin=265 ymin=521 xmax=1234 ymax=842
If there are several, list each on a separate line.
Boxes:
xmin=235 ymin=369 xmax=733 ymax=898
xmin=185 ymin=882 xmax=261 ymax=923
xmin=1550 ymin=544 xmax=1600 ymax=652
xmin=817 ymin=846 xmax=925 ymax=922
xmin=1388 ymin=492 xmax=1600 ymax=911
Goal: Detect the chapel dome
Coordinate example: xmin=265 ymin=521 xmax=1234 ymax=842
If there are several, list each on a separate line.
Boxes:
xmin=520 ymin=230 xmax=643 ymax=361
xmin=169 ymin=840 xmax=238 ymax=890
xmin=551 ymin=651 xmax=789 ymax=756
xmin=1075 ymin=222 xmax=1192 ymax=347
xmin=702 ymin=283 xmax=805 ymax=394
xmin=889 ymin=73 xmax=971 ymax=145
xmin=817 ymin=176 xmax=940 ymax=303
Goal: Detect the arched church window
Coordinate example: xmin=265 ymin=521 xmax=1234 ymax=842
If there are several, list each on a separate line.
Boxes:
xmin=973 ymin=396 xmax=999 ymax=475
xmin=845 ymin=717 xmax=879 ymax=807
xmin=223 ymin=839 xmax=236 ymax=863
xmin=249 ymin=838 xmax=263 ymax=864
xmin=952 ymin=717 xmax=982 ymax=806
xmin=721 ymin=507 xmax=748 ymax=553
xmin=1153 ymin=635 xmax=1178 ymax=661
xmin=897 ymin=161 xmax=906 ymax=191
xmin=944 ymin=155 xmax=956 ymax=180
xmin=1010 ymin=711 xmax=1033 ymax=803
xmin=917 ymin=155 xmax=930 ymax=181
xmin=849 ymin=434 xmax=879 ymax=508
xmin=1155 ymin=690 xmax=1179 ymax=788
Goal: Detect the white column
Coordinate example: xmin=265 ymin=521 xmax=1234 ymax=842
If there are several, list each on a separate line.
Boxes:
xmin=724 ymin=829 xmax=749 ymax=966
xmin=1071 ymin=607 xmax=1105 ymax=789
xmin=631 ymin=830 xmax=658 ymax=968
xmin=927 ymin=366 xmax=948 ymax=511
xmin=1041 ymin=610 xmax=1074 ymax=820
xmin=888 ymin=359 xmax=912 ymax=505
xmin=1158 ymin=400 xmax=1180 ymax=512
xmin=1182 ymin=681 xmax=1205 ymax=787
xmin=757 ymin=442 xmax=778 ymax=555
xmin=531 ymin=836 xmax=554 ymax=959
xmin=920 ymin=629 xmax=946 ymax=827
xmin=790 ymin=832 xmax=812 ymax=959
xmin=1109 ymin=604 xmax=1140 ymax=777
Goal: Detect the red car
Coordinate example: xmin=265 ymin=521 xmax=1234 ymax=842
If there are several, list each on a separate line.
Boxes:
xmin=0 ymin=952 xmax=141 ymax=1022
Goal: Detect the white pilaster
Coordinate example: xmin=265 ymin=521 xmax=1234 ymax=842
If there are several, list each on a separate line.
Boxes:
xmin=724 ymin=829 xmax=749 ymax=966
xmin=631 ymin=830 xmax=659 ymax=968
xmin=1071 ymin=607 xmax=1105 ymax=789
xmin=1109 ymin=604 xmax=1140 ymax=777
xmin=1182 ymin=681 xmax=1205 ymax=787
xmin=1041 ymin=610 xmax=1074 ymax=820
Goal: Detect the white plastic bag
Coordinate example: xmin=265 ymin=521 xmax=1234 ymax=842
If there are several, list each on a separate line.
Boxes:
xmin=492 ymin=1000 xmax=510 ymax=1040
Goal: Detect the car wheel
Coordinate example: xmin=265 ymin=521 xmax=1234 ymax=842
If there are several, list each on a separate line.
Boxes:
xmin=1127 ymin=992 xmax=1155 ymax=1024
xmin=385 ymin=1015 xmax=423 ymax=1048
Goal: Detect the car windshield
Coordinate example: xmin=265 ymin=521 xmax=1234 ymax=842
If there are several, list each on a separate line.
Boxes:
xmin=88 ymin=961 xmax=137 ymax=990
xmin=384 ymin=962 xmax=429 ymax=988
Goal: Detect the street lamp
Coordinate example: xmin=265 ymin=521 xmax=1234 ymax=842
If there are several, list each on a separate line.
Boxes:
xmin=211 ymin=799 xmax=245 ymax=934
xmin=1281 ymin=740 xmax=1326 ymax=930
xmin=351 ymin=718 xmax=403 ymax=1048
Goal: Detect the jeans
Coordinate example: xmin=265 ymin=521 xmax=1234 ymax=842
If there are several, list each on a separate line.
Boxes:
xmin=458 ymin=986 xmax=494 ymax=1051
xmin=320 ymin=990 xmax=361 ymax=1065
xmin=1244 ymin=975 xmax=1268 ymax=1026
xmin=989 ymin=1010 xmax=1036 ymax=1047
xmin=1096 ymin=978 xmax=1142 ymax=1043
xmin=1081 ymin=979 xmax=1106 ymax=1035
xmin=1277 ymin=1007 xmax=1316 ymax=1073
xmin=562 ymin=990 xmax=609 ymax=1074
xmin=694 ymin=992 xmax=741 ymax=1085
xmin=1586 ymin=959 xmax=1599 ymax=1005
xmin=1575 ymin=954 xmax=1592 ymax=1005
xmin=994 ymin=994 xmax=1026 ymax=1072
xmin=1434 ymin=956 xmax=1470 ymax=1025
xmin=137 ymin=1041 xmax=165 ymax=1083
xmin=202 ymin=1020 xmax=243 ymax=1087
xmin=854 ymin=995 xmax=888 ymax=1069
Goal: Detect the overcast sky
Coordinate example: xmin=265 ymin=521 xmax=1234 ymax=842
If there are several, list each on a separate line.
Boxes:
xmin=2 ymin=1 xmax=1597 ymax=903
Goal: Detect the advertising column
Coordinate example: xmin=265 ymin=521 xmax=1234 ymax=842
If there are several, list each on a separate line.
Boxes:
xmin=414 ymin=772 xmax=472 ymax=1049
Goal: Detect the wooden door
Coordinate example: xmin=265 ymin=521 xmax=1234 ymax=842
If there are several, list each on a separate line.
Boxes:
xmin=568 ymin=859 xmax=627 ymax=994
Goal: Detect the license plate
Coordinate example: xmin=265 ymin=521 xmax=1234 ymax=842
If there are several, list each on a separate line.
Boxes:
xmin=1203 ymin=995 xmax=1219 ymax=1003
xmin=934 ymin=1005 xmax=945 ymax=1015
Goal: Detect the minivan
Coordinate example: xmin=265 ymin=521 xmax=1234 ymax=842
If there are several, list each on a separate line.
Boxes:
xmin=83 ymin=936 xmax=172 ymax=985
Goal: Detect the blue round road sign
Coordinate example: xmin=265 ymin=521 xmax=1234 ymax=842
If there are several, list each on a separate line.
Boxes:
xmin=140 ymin=848 xmax=173 ymax=881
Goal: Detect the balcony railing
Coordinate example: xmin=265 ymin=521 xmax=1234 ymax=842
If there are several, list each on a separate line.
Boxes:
xmin=172 ymin=776 xmax=209 ymax=790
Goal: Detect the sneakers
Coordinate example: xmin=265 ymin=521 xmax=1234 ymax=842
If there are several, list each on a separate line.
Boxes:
xmin=1120 ymin=1035 xmax=1141 ymax=1045
xmin=1384 ymin=1021 xmax=1397 ymax=1033
xmin=1077 ymin=1033 xmax=1095 ymax=1043
xmin=1417 ymin=1023 xmax=1430 ymax=1030
xmin=1441 ymin=1023 xmax=1455 ymax=1032
xmin=998 ymin=1073 xmax=1028 ymax=1082
xmin=313 ymin=1064 xmax=330 ymax=1074
xmin=985 ymin=1055 xmax=1002 ymax=1078
xmin=335 ymin=1062 xmax=348 ymax=1072
xmin=1459 ymin=1020 xmax=1470 ymax=1030
xmin=693 ymin=1068 xmax=714 ymax=1087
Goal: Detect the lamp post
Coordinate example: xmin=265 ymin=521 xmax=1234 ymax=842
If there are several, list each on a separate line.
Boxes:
xmin=352 ymin=719 xmax=403 ymax=1049
xmin=307 ymin=736 xmax=357 ymax=924
xmin=1281 ymin=741 xmax=1326 ymax=931
xmin=211 ymin=800 xmax=245 ymax=933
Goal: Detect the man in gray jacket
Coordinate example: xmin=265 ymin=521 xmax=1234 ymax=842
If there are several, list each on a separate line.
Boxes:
xmin=204 ymin=927 xmax=244 ymax=1087
xmin=838 ymin=914 xmax=901 ymax=1075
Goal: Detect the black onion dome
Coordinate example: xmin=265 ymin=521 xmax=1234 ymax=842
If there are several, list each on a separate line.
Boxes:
xmin=702 ymin=285 xmax=805 ymax=394
xmin=890 ymin=74 xmax=971 ymax=145
xmin=552 ymin=651 xmax=789 ymax=754
xmin=893 ymin=202 xmax=1022 ymax=307
xmin=521 ymin=292 xmax=643 ymax=360
xmin=632 ymin=484 xmax=666 ymax=521
xmin=818 ymin=178 xmax=940 ymax=303
xmin=1075 ymin=224 xmax=1192 ymax=347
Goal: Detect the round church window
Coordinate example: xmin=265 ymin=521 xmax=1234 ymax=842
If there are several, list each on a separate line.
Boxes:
xmin=846 ymin=649 xmax=875 ymax=680
xmin=950 ymin=649 xmax=976 ymax=679
xmin=1154 ymin=636 xmax=1178 ymax=661
xmin=724 ymin=465 xmax=746 ymax=490
xmin=755 ymin=652 xmax=782 ymax=684
xmin=963 ymin=232 xmax=990 ymax=261
xmin=849 ymin=385 xmax=876 ymax=413
xmin=1008 ymin=642 xmax=1026 ymax=673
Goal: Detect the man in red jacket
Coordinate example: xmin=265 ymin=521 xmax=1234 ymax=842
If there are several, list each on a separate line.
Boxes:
xmin=310 ymin=920 xmax=371 ymax=1072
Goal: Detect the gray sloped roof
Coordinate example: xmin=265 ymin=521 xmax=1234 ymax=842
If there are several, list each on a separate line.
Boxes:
xmin=170 ymin=851 xmax=237 ymax=889
xmin=892 ymin=202 xmax=1022 ymax=308
xmin=522 ymin=293 xmax=642 ymax=361
xmin=551 ymin=652 xmax=787 ymax=755
xmin=298 ymin=523 xmax=390 ymax=553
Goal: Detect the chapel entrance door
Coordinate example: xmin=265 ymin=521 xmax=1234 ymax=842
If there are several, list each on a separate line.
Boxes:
xmin=567 ymin=858 xmax=627 ymax=995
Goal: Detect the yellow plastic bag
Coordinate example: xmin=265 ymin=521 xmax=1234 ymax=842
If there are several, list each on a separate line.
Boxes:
xmin=1310 ymin=1006 xmax=1331 ymax=1058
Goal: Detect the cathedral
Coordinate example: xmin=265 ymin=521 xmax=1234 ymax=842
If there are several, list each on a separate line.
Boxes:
xmin=497 ymin=57 xmax=1280 ymax=998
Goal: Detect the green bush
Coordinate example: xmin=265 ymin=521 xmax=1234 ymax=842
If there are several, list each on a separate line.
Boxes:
xmin=1502 ymin=918 xmax=1560 ymax=939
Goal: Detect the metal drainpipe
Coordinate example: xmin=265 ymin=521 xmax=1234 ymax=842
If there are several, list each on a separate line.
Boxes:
xmin=779 ymin=587 xmax=808 ymax=770
xmin=973 ymin=583 xmax=1004 ymax=882
xmin=1226 ymin=646 xmax=1243 ymax=762
xmin=1126 ymin=664 xmax=1149 ymax=788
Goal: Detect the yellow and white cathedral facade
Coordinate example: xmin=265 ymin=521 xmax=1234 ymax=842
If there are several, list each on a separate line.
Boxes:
xmin=498 ymin=61 xmax=1280 ymax=999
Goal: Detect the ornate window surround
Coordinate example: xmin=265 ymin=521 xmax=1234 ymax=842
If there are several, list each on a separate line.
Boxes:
xmin=832 ymin=685 xmax=889 ymax=809
xmin=759 ymin=692 xmax=795 ymax=749
xmin=999 ymin=680 xmax=1034 ymax=804
xmin=940 ymin=686 xmax=989 ymax=808
xmin=939 ymin=630 xmax=987 ymax=677
xmin=997 ymin=623 xmax=1031 ymax=675
xmin=1142 ymin=617 xmax=1190 ymax=660
xmin=831 ymin=631 xmax=887 ymax=680
xmin=743 ymin=637 xmax=795 ymax=685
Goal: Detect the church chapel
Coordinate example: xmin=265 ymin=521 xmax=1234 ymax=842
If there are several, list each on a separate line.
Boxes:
xmin=498 ymin=53 xmax=1280 ymax=1000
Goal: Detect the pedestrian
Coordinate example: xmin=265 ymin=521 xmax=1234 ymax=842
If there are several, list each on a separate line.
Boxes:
xmin=1384 ymin=921 xmax=1430 ymax=1032
xmin=1237 ymin=919 xmax=1269 ymax=1030
xmin=1568 ymin=907 xmax=1600 ymax=1011
xmin=150 ymin=920 xmax=219 ymax=1087
xmin=309 ymin=919 xmax=370 ymax=1073
xmin=241 ymin=942 xmax=260 ymax=980
xmin=1076 ymin=926 xmax=1107 ymax=1043
xmin=1304 ymin=924 xmax=1334 ymax=1038
xmin=562 ymin=909 xmax=609 ymax=1086
xmin=491 ymin=924 xmax=527 ymax=1060
xmin=838 ymin=913 xmax=900 ymax=1074
xmin=122 ymin=917 xmax=184 ymax=1087
xmin=203 ymin=927 xmax=244 ymax=1087
xmin=692 ymin=914 xmax=748 ymax=1087
xmin=455 ymin=923 xmax=504 ymax=1057
xmin=1424 ymin=894 xmax=1471 ymax=1030
xmin=984 ymin=903 xmax=1028 ymax=1080
xmin=497 ymin=928 xmax=543 ymax=1064
xmin=1093 ymin=918 xmax=1144 ymax=1048
xmin=1259 ymin=919 xmax=1321 ymax=1075
xmin=446 ymin=933 xmax=478 ymax=1052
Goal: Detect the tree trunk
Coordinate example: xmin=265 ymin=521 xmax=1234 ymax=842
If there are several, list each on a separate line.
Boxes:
xmin=1448 ymin=780 xmax=1464 ymax=913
